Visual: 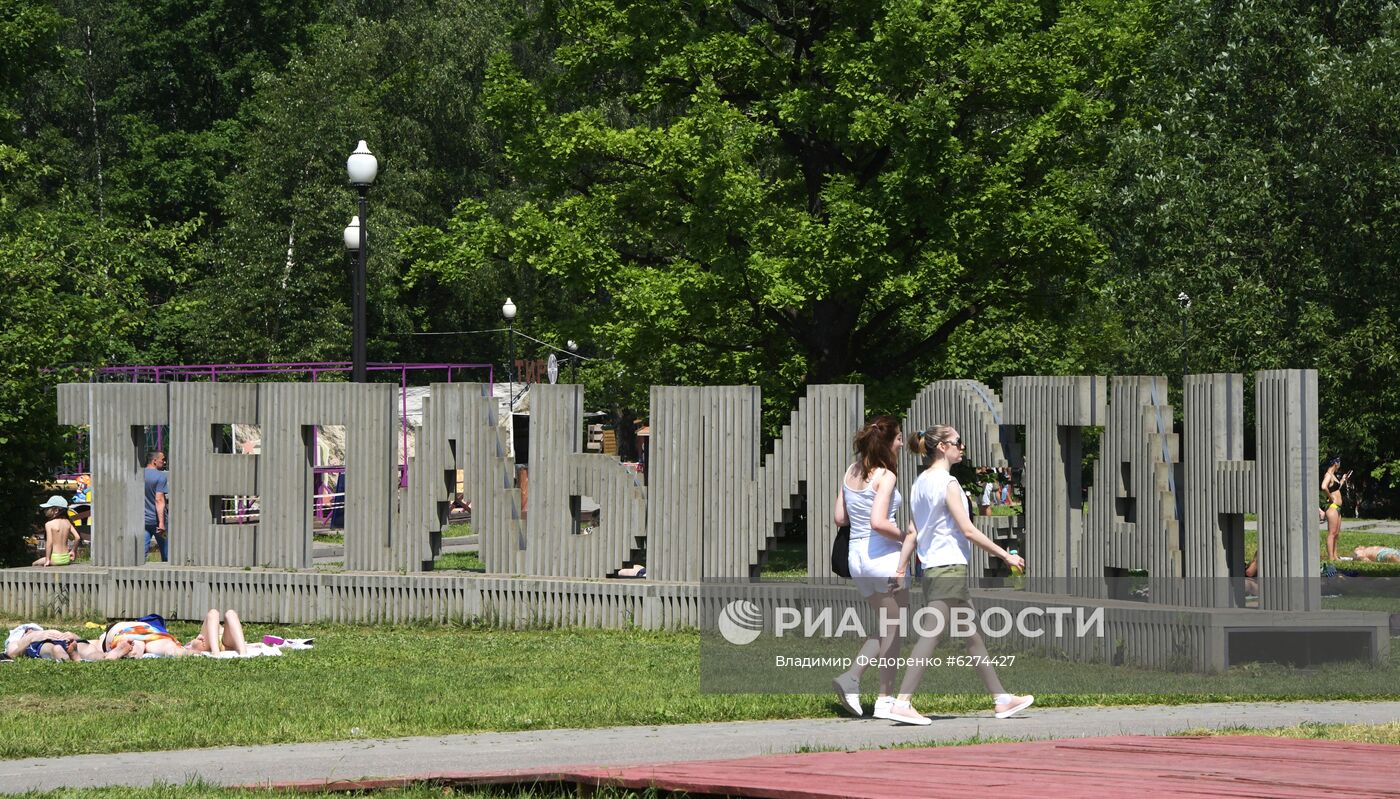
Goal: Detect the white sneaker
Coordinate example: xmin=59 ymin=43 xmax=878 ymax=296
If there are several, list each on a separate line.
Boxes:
xmin=832 ymin=675 xmax=862 ymax=717
xmin=872 ymin=696 xmax=895 ymax=720
xmin=994 ymin=694 xmax=1034 ymax=719
xmin=888 ymin=699 xmax=931 ymax=726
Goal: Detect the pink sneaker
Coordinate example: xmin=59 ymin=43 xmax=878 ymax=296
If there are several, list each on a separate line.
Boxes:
xmin=888 ymin=699 xmax=931 ymax=726
xmin=994 ymin=694 xmax=1034 ymax=718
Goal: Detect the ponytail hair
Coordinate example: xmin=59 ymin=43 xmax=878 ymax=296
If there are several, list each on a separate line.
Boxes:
xmin=911 ymin=424 xmax=957 ymax=464
xmin=852 ymin=415 xmax=902 ymax=479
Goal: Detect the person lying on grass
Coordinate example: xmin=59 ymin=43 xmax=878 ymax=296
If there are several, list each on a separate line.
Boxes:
xmin=2 ymin=626 xmax=132 ymax=661
xmin=1352 ymin=545 xmax=1400 ymax=563
xmin=6 ymin=624 xmax=79 ymax=660
xmin=102 ymin=609 xmax=250 ymax=658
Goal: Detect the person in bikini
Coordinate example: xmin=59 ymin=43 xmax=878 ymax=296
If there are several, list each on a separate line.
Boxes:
xmin=6 ymin=624 xmax=80 ymax=660
xmin=1352 ymin=546 xmax=1400 ymax=563
xmin=1322 ymin=457 xmax=1351 ymax=561
xmin=103 ymin=609 xmax=250 ymax=657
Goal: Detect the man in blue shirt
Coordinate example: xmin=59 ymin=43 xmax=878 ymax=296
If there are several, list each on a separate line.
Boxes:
xmin=143 ymin=451 xmax=169 ymax=561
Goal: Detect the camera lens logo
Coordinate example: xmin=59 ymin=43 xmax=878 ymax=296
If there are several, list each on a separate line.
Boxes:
xmin=717 ymin=600 xmax=764 ymax=646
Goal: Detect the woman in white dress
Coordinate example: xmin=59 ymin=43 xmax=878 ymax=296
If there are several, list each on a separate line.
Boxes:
xmin=831 ymin=416 xmax=913 ymax=719
xmin=887 ymin=424 xmax=1033 ymax=725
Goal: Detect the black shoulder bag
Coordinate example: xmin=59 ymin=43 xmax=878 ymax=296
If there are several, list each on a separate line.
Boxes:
xmin=830 ymin=525 xmax=851 ymax=578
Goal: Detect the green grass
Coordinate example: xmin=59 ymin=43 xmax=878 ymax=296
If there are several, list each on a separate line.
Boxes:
xmin=315 ymin=524 xmax=472 ymax=547
xmin=1322 ymin=594 xmax=1400 ymax=612
xmin=319 ymin=548 xmax=489 ymax=573
xmin=0 ymin=620 xmax=841 ymax=760
xmin=5 ymin=611 xmax=1400 ymax=762
xmin=443 ymin=523 xmax=474 ymax=538
xmin=759 ymin=537 xmax=807 ymax=580
xmin=1245 ymin=529 xmax=1400 ymax=575
xmin=433 ymin=551 xmax=486 ymax=571
xmin=1179 ymin=721 xmax=1400 ymax=744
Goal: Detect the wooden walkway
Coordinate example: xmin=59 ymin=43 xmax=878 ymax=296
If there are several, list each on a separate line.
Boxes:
xmin=449 ymin=735 xmax=1400 ymax=799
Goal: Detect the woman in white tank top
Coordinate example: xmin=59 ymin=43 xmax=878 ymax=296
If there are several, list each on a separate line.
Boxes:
xmin=883 ymin=424 xmax=1033 ymax=725
xmin=830 ymin=416 xmax=913 ymax=720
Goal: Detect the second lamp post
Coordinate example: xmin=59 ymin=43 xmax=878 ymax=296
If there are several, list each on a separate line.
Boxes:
xmin=502 ymin=298 xmax=517 ymax=402
xmin=345 ymin=140 xmax=379 ymax=383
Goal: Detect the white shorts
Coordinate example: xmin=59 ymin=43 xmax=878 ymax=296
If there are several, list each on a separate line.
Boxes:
xmin=847 ymin=535 xmax=905 ymax=597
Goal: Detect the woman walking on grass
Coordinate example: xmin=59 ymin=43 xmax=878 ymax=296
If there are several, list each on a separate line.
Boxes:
xmin=886 ymin=425 xmax=1032 ymax=725
xmin=831 ymin=416 xmax=913 ymax=720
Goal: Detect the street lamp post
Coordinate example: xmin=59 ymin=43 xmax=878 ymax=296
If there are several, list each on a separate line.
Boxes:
xmin=342 ymin=214 xmax=362 ymax=360
xmin=566 ymin=339 xmax=578 ymax=384
xmin=502 ymin=298 xmax=517 ymax=402
xmin=1177 ymin=291 xmax=1192 ymax=378
xmin=346 ymin=140 xmax=379 ymax=383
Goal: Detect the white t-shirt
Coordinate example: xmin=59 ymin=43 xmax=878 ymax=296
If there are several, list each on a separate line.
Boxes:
xmin=910 ymin=468 xmax=971 ymax=567
xmin=981 ymin=481 xmax=995 ymax=505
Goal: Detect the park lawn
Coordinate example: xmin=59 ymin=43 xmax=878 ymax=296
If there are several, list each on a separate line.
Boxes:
xmin=1245 ymin=528 xmax=1400 ymax=575
xmin=1180 ymin=721 xmax=1400 ymax=744
xmin=5 ymin=611 xmax=1400 ymax=761
xmin=316 ymin=523 xmax=475 ymax=546
xmin=433 ymin=550 xmax=487 ymax=571
xmin=759 ymin=536 xmax=807 ymax=581
xmin=1322 ymin=594 xmax=1400 ymax=611
xmin=0 ymin=621 xmax=834 ymax=759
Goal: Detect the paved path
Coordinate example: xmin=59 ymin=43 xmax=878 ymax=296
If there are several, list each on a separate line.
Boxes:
xmin=4 ymin=701 xmax=1398 ymax=793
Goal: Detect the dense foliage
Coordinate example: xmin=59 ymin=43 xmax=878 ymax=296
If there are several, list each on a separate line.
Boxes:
xmin=1092 ymin=0 xmax=1400 ymax=506
xmin=3 ymin=0 xmax=1400 ymax=560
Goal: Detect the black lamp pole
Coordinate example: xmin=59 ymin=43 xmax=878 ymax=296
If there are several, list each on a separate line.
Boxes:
xmin=346 ymin=140 xmax=379 ymax=383
xmin=502 ymin=298 xmax=518 ymax=401
xmin=353 ymin=187 xmax=368 ymax=383
xmin=1177 ymin=291 xmax=1191 ymax=378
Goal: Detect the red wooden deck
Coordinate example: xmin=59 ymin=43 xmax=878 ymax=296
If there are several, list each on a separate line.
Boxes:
xmin=552 ymin=736 xmax=1400 ymax=799
xmin=268 ymin=735 xmax=1400 ymax=798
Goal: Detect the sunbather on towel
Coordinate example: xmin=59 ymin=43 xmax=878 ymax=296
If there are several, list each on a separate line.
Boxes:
xmin=5 ymin=624 xmax=80 ymax=660
xmin=1353 ymin=545 xmax=1400 ymax=563
xmin=183 ymin=608 xmax=250 ymax=656
xmin=72 ymin=639 xmax=135 ymax=661
xmin=104 ymin=609 xmax=250 ymax=657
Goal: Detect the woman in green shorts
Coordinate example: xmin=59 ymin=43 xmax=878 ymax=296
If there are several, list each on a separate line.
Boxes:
xmin=886 ymin=424 xmax=1032 ymax=725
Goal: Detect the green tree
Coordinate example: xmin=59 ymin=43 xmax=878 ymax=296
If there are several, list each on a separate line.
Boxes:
xmin=18 ymin=0 xmax=329 ymax=227
xmin=0 ymin=205 xmax=194 ymax=565
xmin=161 ymin=0 xmax=521 ymax=369
xmin=411 ymin=0 xmax=1151 ymax=421
xmin=1093 ymin=0 xmax=1400 ymax=498
xmin=0 ymin=0 xmax=206 ymax=563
